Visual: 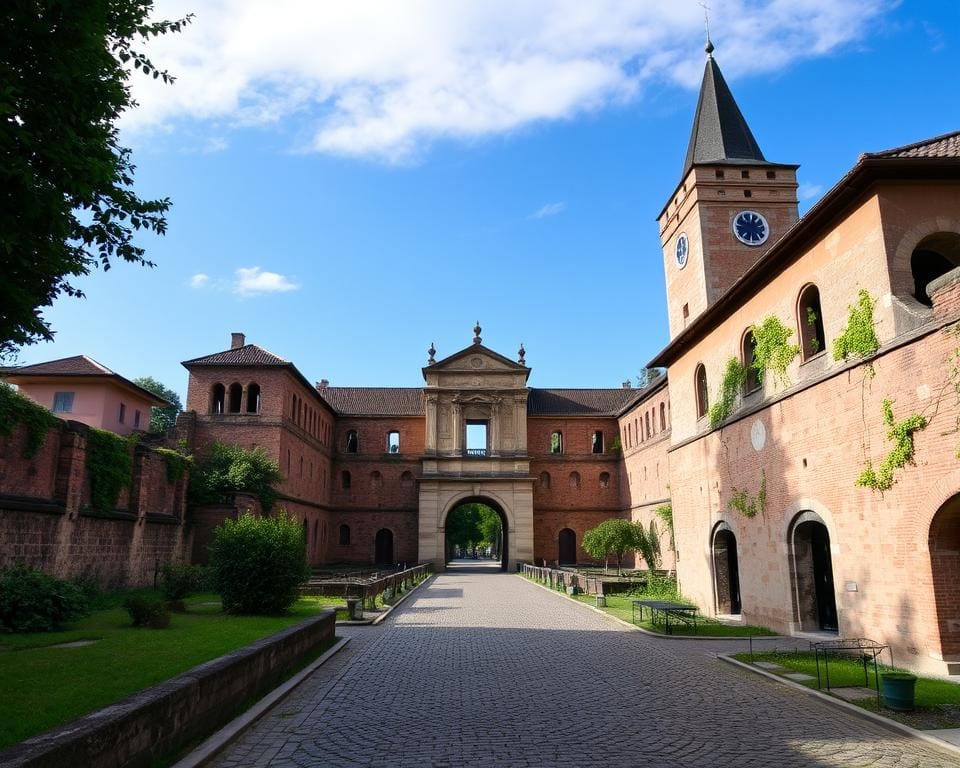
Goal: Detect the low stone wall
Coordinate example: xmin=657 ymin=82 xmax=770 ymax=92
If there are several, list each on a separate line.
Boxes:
xmin=0 ymin=610 xmax=336 ymax=768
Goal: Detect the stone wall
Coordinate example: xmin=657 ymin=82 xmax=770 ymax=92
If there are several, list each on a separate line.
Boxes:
xmin=0 ymin=420 xmax=190 ymax=587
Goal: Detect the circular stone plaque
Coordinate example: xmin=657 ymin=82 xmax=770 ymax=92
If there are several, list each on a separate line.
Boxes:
xmin=470 ymin=357 xmax=483 ymax=369
xmin=750 ymin=419 xmax=766 ymax=452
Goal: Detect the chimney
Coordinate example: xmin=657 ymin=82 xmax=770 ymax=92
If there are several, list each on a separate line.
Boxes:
xmin=622 ymin=380 xmax=632 ymax=389
xmin=231 ymin=332 xmax=245 ymax=350
xmin=317 ymin=379 xmax=329 ymax=390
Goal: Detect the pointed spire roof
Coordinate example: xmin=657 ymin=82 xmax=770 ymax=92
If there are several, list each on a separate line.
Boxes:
xmin=682 ymin=50 xmax=766 ymax=176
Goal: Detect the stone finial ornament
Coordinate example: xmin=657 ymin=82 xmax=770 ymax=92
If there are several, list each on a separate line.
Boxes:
xmin=473 ymin=322 xmax=482 ymax=345
xmin=427 ymin=342 xmax=436 ymax=365
xmin=518 ymin=343 xmax=526 ymax=366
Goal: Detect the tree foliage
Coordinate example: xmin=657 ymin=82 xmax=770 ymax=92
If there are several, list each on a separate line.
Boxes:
xmin=0 ymin=1 xmax=191 ymax=358
xmin=189 ymin=442 xmax=283 ymax=512
xmin=132 ymin=376 xmax=182 ymax=432
xmin=445 ymin=503 xmax=502 ymax=554
xmin=582 ymin=519 xmax=659 ymax=575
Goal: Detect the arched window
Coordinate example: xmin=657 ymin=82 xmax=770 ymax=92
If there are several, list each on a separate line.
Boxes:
xmin=591 ymin=431 xmax=604 ymax=454
xmin=400 ymin=471 xmax=414 ymax=487
xmin=370 ymin=470 xmax=382 ymax=490
xmin=387 ymin=431 xmax=400 ymax=453
xmin=550 ymin=431 xmax=563 ymax=454
xmin=341 ymin=470 xmax=351 ymax=489
xmin=742 ymin=329 xmax=761 ymax=394
xmin=246 ymin=383 xmax=260 ymax=413
xmin=660 ymin=402 xmax=667 ymax=431
xmin=569 ymin=471 xmax=581 ymax=489
xmin=645 ymin=412 xmax=651 ymax=439
xmin=599 ymin=471 xmax=610 ymax=489
xmin=339 ymin=524 xmax=351 ymax=546
xmin=911 ymin=233 xmax=960 ymax=306
xmin=539 ymin=471 xmax=551 ymax=489
xmin=797 ymin=285 xmax=826 ymax=360
xmin=210 ymin=383 xmax=225 ymax=414
xmin=695 ymin=364 xmax=709 ymax=419
xmin=227 ymin=383 xmax=242 ymax=413
xmin=346 ymin=430 xmax=358 ymax=453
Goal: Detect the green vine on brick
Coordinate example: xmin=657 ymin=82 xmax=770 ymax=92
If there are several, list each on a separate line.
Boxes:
xmin=833 ymin=289 xmax=879 ymax=361
xmin=0 ymin=383 xmax=61 ymax=458
xmin=752 ymin=315 xmax=800 ymax=387
xmin=86 ymin=428 xmax=134 ymax=514
xmin=155 ymin=447 xmax=193 ymax=484
xmin=729 ymin=470 xmax=766 ymax=518
xmin=856 ymin=400 xmax=927 ymax=492
xmin=806 ymin=307 xmax=820 ymax=353
xmin=709 ymin=357 xmax=746 ymax=427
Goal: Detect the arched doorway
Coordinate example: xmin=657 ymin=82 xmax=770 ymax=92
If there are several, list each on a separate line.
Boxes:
xmin=789 ymin=512 xmax=838 ymax=632
xmin=442 ymin=497 xmax=509 ymax=571
xmin=930 ymin=493 xmax=960 ymax=657
xmin=712 ymin=524 xmax=741 ymax=615
xmin=375 ymin=528 xmax=394 ymax=565
xmin=558 ymin=528 xmax=577 ymax=565
xmin=911 ymin=232 xmax=960 ymax=306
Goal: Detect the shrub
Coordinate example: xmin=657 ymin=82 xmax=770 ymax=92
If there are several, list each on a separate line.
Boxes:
xmin=209 ymin=511 xmax=310 ymax=614
xmin=123 ymin=596 xmax=170 ymax=628
xmin=0 ymin=566 xmax=89 ymax=633
xmin=160 ymin=562 xmax=210 ymax=600
xmin=189 ymin=442 xmax=283 ymax=512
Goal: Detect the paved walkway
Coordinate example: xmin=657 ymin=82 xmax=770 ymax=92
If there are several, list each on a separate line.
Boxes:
xmin=211 ymin=567 xmax=958 ymax=767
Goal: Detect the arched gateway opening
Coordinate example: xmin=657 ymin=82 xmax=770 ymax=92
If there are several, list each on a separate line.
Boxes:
xmin=712 ymin=523 xmax=741 ymax=615
xmin=443 ymin=498 xmax=508 ymax=572
xmin=789 ymin=512 xmax=838 ymax=632
xmin=930 ymin=493 xmax=960 ymax=657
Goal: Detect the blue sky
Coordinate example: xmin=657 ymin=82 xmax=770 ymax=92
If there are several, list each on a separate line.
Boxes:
xmin=19 ymin=1 xmax=960 ymax=402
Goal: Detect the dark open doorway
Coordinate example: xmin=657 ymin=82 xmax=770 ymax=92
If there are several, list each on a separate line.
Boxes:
xmin=712 ymin=525 xmax=742 ymax=615
xmin=444 ymin=498 xmax=508 ymax=571
xmin=930 ymin=493 xmax=960 ymax=658
xmin=558 ymin=528 xmax=577 ymax=565
xmin=374 ymin=528 xmax=394 ymax=565
xmin=790 ymin=514 xmax=838 ymax=632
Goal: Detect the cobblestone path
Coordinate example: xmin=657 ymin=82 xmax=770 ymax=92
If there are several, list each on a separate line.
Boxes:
xmin=212 ymin=567 xmax=958 ymax=767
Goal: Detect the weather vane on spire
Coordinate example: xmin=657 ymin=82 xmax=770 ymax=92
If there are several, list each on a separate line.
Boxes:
xmin=699 ymin=2 xmax=714 ymax=56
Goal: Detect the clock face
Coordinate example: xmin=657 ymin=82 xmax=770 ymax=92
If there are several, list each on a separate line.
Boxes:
xmin=675 ymin=233 xmax=689 ymax=269
xmin=733 ymin=210 xmax=769 ymax=246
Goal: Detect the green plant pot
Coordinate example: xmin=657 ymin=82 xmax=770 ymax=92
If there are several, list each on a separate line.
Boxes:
xmin=881 ymin=672 xmax=917 ymax=711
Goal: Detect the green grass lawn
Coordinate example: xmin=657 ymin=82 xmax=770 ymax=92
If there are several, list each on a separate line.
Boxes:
xmin=734 ymin=651 xmax=960 ymax=729
xmin=0 ymin=592 xmax=341 ymax=750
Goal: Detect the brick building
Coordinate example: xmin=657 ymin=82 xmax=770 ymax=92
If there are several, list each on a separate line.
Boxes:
xmin=178 ymin=46 xmax=960 ymax=675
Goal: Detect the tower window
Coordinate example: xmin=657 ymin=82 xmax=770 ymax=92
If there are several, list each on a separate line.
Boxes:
xmin=550 ymin=431 xmax=563 ymax=454
xmin=591 ymin=431 xmax=604 ymax=454
xmin=346 ymin=430 xmax=358 ymax=453
xmin=339 ymin=524 xmax=350 ymax=545
xmin=341 ymin=470 xmax=351 ymax=489
xmin=211 ymin=384 xmax=225 ymax=414
xmin=569 ymin=471 xmax=581 ymax=489
xmin=741 ymin=170 xmax=750 ymax=179
xmin=246 ymin=383 xmax=261 ymax=413
xmin=539 ymin=471 xmax=551 ymax=489
xmin=466 ymin=421 xmax=488 ymax=457
xmin=228 ymin=383 xmax=242 ymax=413
xmin=695 ymin=364 xmax=709 ymax=419
xmin=715 ymin=169 xmax=725 ymax=179
xmin=599 ymin=472 xmax=610 ymax=489
xmin=743 ymin=189 xmax=752 ymax=198
xmin=766 ymin=170 xmax=776 ymax=179
xmin=660 ymin=402 xmax=667 ymax=431
xmin=387 ymin=431 xmax=400 ymax=453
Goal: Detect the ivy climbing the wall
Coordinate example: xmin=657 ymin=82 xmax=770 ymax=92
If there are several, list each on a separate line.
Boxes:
xmin=857 ymin=400 xmax=927 ymax=492
xmin=155 ymin=447 xmax=193 ymax=484
xmin=86 ymin=428 xmax=134 ymax=514
xmin=751 ymin=315 xmax=800 ymax=387
xmin=729 ymin=470 xmax=766 ymax=518
xmin=709 ymin=357 xmax=746 ymax=427
xmin=833 ymin=288 xmax=879 ymax=361
xmin=0 ymin=383 xmax=60 ymax=458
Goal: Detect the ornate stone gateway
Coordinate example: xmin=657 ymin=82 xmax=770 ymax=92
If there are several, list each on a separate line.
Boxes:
xmin=417 ymin=325 xmax=534 ymax=570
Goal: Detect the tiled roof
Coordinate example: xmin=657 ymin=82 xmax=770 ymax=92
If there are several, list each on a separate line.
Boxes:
xmin=682 ymin=54 xmax=766 ymax=177
xmin=527 ymin=388 xmax=643 ymax=416
xmin=865 ymin=130 xmax=960 ymax=159
xmin=182 ymin=344 xmax=290 ymax=367
xmin=8 ymin=355 xmax=113 ymax=376
xmin=319 ymin=387 xmax=425 ymax=416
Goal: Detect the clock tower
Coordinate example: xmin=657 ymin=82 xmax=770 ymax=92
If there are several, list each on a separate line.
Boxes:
xmin=659 ymin=42 xmax=799 ymax=339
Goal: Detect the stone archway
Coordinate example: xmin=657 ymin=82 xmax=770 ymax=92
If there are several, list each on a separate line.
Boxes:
xmin=930 ymin=493 xmax=960 ymax=658
xmin=375 ymin=528 xmax=394 ymax=565
xmin=711 ymin=522 xmax=741 ymax=615
xmin=788 ymin=511 xmax=838 ymax=632
xmin=419 ymin=482 xmax=533 ymax=572
xmin=558 ymin=528 xmax=577 ymax=565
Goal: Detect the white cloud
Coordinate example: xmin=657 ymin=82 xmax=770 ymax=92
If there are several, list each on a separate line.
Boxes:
xmin=529 ymin=202 xmax=566 ymax=219
xmin=798 ymin=182 xmax=824 ymax=201
xmin=125 ymin=1 xmax=892 ymax=162
xmin=233 ymin=267 xmax=300 ymax=297
xmin=189 ymin=273 xmax=210 ymax=289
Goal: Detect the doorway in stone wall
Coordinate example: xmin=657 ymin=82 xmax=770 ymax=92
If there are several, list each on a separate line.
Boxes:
xmin=374 ymin=528 xmax=394 ymax=565
xmin=789 ymin=512 xmax=838 ymax=632
xmin=930 ymin=493 xmax=960 ymax=659
xmin=712 ymin=523 xmax=741 ymax=615
xmin=558 ymin=528 xmax=577 ymax=565
xmin=443 ymin=498 xmax=507 ymax=571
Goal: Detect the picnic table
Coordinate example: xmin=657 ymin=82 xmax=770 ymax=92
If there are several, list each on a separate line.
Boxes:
xmin=812 ymin=638 xmax=888 ymax=708
xmin=632 ymin=599 xmax=698 ymax=635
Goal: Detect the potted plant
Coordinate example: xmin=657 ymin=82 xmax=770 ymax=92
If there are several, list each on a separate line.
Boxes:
xmin=880 ymin=671 xmax=917 ymax=711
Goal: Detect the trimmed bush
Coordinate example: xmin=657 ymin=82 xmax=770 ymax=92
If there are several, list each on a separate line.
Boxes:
xmin=0 ymin=566 xmax=89 ymax=633
xmin=160 ymin=562 xmax=211 ymax=600
xmin=122 ymin=596 xmax=170 ymax=629
xmin=209 ymin=511 xmax=310 ymax=615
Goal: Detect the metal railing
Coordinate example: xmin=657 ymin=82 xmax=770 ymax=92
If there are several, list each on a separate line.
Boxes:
xmin=464 ymin=448 xmax=488 ymax=457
